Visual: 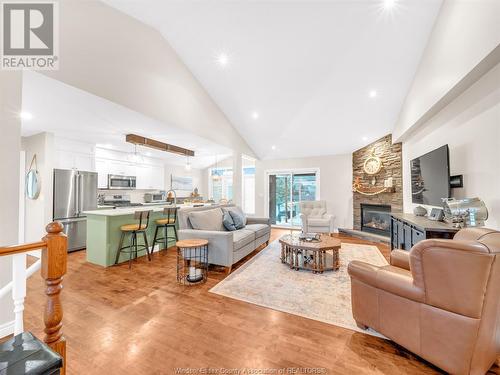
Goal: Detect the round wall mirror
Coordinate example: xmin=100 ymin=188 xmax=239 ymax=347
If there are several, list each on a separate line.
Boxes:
xmin=26 ymin=169 xmax=41 ymax=200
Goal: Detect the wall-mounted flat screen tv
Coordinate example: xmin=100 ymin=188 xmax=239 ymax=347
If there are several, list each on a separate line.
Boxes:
xmin=411 ymin=145 xmax=450 ymax=206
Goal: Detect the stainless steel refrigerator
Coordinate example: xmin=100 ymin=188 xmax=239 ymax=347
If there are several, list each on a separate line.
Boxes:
xmin=53 ymin=169 xmax=98 ymax=252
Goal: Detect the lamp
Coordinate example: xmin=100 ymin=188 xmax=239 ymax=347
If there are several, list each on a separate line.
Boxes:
xmin=185 ymin=154 xmax=192 ymax=171
xmin=130 ymin=144 xmax=143 ymax=164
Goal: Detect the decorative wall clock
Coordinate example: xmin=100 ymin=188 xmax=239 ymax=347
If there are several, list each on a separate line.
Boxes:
xmin=363 ymin=150 xmax=383 ymax=175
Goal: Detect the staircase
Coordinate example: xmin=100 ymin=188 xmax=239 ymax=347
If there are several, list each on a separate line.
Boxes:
xmin=0 ymin=222 xmax=67 ymax=374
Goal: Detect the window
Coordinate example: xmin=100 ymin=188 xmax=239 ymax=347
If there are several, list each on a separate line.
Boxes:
xmin=209 ymin=168 xmax=233 ymax=202
xmin=242 ymin=156 xmax=256 ymax=214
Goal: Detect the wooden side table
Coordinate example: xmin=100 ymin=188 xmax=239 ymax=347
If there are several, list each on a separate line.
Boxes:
xmin=176 ymin=239 xmax=209 ymax=285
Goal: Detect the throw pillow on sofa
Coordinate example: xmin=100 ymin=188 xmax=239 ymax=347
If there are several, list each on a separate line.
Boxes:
xmin=188 ymin=208 xmax=225 ymax=231
xmin=222 ymin=211 xmax=237 ymax=231
xmin=224 ymin=206 xmax=247 ymax=225
xmin=226 ymin=209 xmax=245 ymax=230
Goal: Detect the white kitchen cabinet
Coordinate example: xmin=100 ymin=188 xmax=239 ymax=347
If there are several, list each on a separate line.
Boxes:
xmin=136 ymin=164 xmax=164 ymax=190
xmin=136 ymin=165 xmax=152 ymax=189
xmin=96 ymin=157 xmax=164 ymax=191
xmin=108 ymin=160 xmax=136 ymax=176
xmin=95 ymin=158 xmax=109 ymax=189
xmin=96 ymin=159 xmax=137 ymax=188
xmin=56 ymin=150 xmax=95 ymax=172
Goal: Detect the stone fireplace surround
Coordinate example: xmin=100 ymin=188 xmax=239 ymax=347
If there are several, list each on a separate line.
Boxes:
xmin=352 ymin=134 xmax=403 ymax=235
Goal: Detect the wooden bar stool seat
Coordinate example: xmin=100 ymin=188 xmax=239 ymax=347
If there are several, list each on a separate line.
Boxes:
xmin=114 ymin=210 xmax=152 ymax=269
xmin=155 ymin=218 xmax=175 ymax=225
xmin=152 ymin=207 xmax=178 ymax=256
xmin=120 ymin=223 xmax=147 ymax=231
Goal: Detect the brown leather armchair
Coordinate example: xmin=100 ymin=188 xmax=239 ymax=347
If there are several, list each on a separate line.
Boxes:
xmin=348 ymin=228 xmax=500 ymax=375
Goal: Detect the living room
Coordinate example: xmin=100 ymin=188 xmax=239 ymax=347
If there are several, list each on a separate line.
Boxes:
xmin=0 ymin=0 xmax=499 ymax=374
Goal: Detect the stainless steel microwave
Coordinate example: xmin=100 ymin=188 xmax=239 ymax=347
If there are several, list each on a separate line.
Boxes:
xmin=107 ymin=174 xmax=136 ymax=190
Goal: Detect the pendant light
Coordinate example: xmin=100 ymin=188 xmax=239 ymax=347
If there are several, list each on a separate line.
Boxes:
xmin=131 ymin=144 xmax=143 ymax=164
xmin=185 ymin=154 xmax=192 ymax=171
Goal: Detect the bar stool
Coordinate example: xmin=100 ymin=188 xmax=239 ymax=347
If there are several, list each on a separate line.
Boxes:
xmin=115 ymin=210 xmax=152 ymax=269
xmin=152 ymin=207 xmax=178 ymax=255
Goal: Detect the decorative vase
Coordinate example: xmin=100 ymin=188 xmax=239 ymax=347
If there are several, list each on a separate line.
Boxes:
xmin=413 ymin=205 xmax=427 ymax=216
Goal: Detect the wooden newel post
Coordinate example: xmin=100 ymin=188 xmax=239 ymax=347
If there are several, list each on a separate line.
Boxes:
xmin=42 ymin=222 xmax=67 ymax=375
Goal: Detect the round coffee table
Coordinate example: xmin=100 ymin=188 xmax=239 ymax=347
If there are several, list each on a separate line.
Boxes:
xmin=279 ymin=234 xmax=341 ymax=273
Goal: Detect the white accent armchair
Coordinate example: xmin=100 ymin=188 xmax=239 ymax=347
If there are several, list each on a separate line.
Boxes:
xmin=299 ymin=200 xmax=335 ymax=234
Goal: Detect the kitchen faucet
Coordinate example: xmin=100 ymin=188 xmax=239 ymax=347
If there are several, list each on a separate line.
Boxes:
xmin=166 ymin=189 xmax=177 ymax=206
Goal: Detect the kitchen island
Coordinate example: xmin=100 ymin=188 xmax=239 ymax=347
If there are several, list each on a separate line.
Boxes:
xmin=83 ymin=203 xmax=214 ymax=267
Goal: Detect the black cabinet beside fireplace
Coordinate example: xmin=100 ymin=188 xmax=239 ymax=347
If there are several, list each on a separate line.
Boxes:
xmin=391 ymin=213 xmax=459 ymax=251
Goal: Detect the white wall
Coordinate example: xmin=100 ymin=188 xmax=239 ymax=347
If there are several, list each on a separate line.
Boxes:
xmin=0 ymin=71 xmax=22 ymax=335
xmin=402 ymin=62 xmax=500 ymax=229
xmin=255 ymin=154 xmax=353 ymax=230
xmin=41 ymin=0 xmax=255 ymax=157
xmin=394 ymin=0 xmax=500 ymax=141
xmin=21 ymin=132 xmax=55 ymax=243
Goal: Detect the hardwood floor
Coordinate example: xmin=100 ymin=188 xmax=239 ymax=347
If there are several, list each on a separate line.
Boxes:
xmin=20 ymin=229 xmax=494 ymax=374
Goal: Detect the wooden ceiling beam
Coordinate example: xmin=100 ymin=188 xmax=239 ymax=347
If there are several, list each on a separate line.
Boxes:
xmin=126 ymin=134 xmax=195 ymax=157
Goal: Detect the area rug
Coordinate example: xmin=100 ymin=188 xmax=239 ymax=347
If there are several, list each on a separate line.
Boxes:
xmin=210 ymin=240 xmax=388 ymax=337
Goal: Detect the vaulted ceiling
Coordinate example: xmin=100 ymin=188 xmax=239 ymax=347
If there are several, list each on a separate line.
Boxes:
xmin=105 ymin=0 xmax=443 ymax=159
xmin=22 ymin=71 xmax=233 ymax=168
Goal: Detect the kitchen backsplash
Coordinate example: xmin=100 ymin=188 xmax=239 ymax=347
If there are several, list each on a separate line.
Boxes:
xmin=99 ymin=189 xmax=159 ymax=203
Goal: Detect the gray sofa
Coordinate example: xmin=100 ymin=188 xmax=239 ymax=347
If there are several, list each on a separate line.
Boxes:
xmin=177 ymin=205 xmax=271 ymax=273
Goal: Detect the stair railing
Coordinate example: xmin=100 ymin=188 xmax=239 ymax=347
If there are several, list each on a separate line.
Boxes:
xmin=0 ymin=221 xmax=67 ymax=375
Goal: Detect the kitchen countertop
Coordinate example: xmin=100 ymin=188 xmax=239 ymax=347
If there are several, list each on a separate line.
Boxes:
xmin=84 ymin=203 xmax=215 ymax=217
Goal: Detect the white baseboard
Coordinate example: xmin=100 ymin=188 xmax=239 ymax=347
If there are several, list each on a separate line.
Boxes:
xmin=0 ymin=320 xmax=14 ymax=339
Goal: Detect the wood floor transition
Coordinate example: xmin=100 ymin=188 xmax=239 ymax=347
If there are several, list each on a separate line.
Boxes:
xmin=21 ymin=229 xmax=498 ymax=374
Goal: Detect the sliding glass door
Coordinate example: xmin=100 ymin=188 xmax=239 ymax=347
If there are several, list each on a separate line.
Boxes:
xmin=268 ymin=171 xmax=318 ymax=227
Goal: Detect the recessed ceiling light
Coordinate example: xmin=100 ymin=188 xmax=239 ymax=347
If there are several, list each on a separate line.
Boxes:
xmin=271 ymin=145 xmax=276 ymax=151
xmin=216 ymin=53 xmax=229 ymax=67
xmin=252 ymin=111 xmax=259 ymax=120
xmin=369 ymin=90 xmax=378 ymax=98
xmin=383 ymin=0 xmax=396 ymax=9
xmin=20 ymin=111 xmax=33 ymax=120
xmin=362 ymin=136 xmax=368 ymax=142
